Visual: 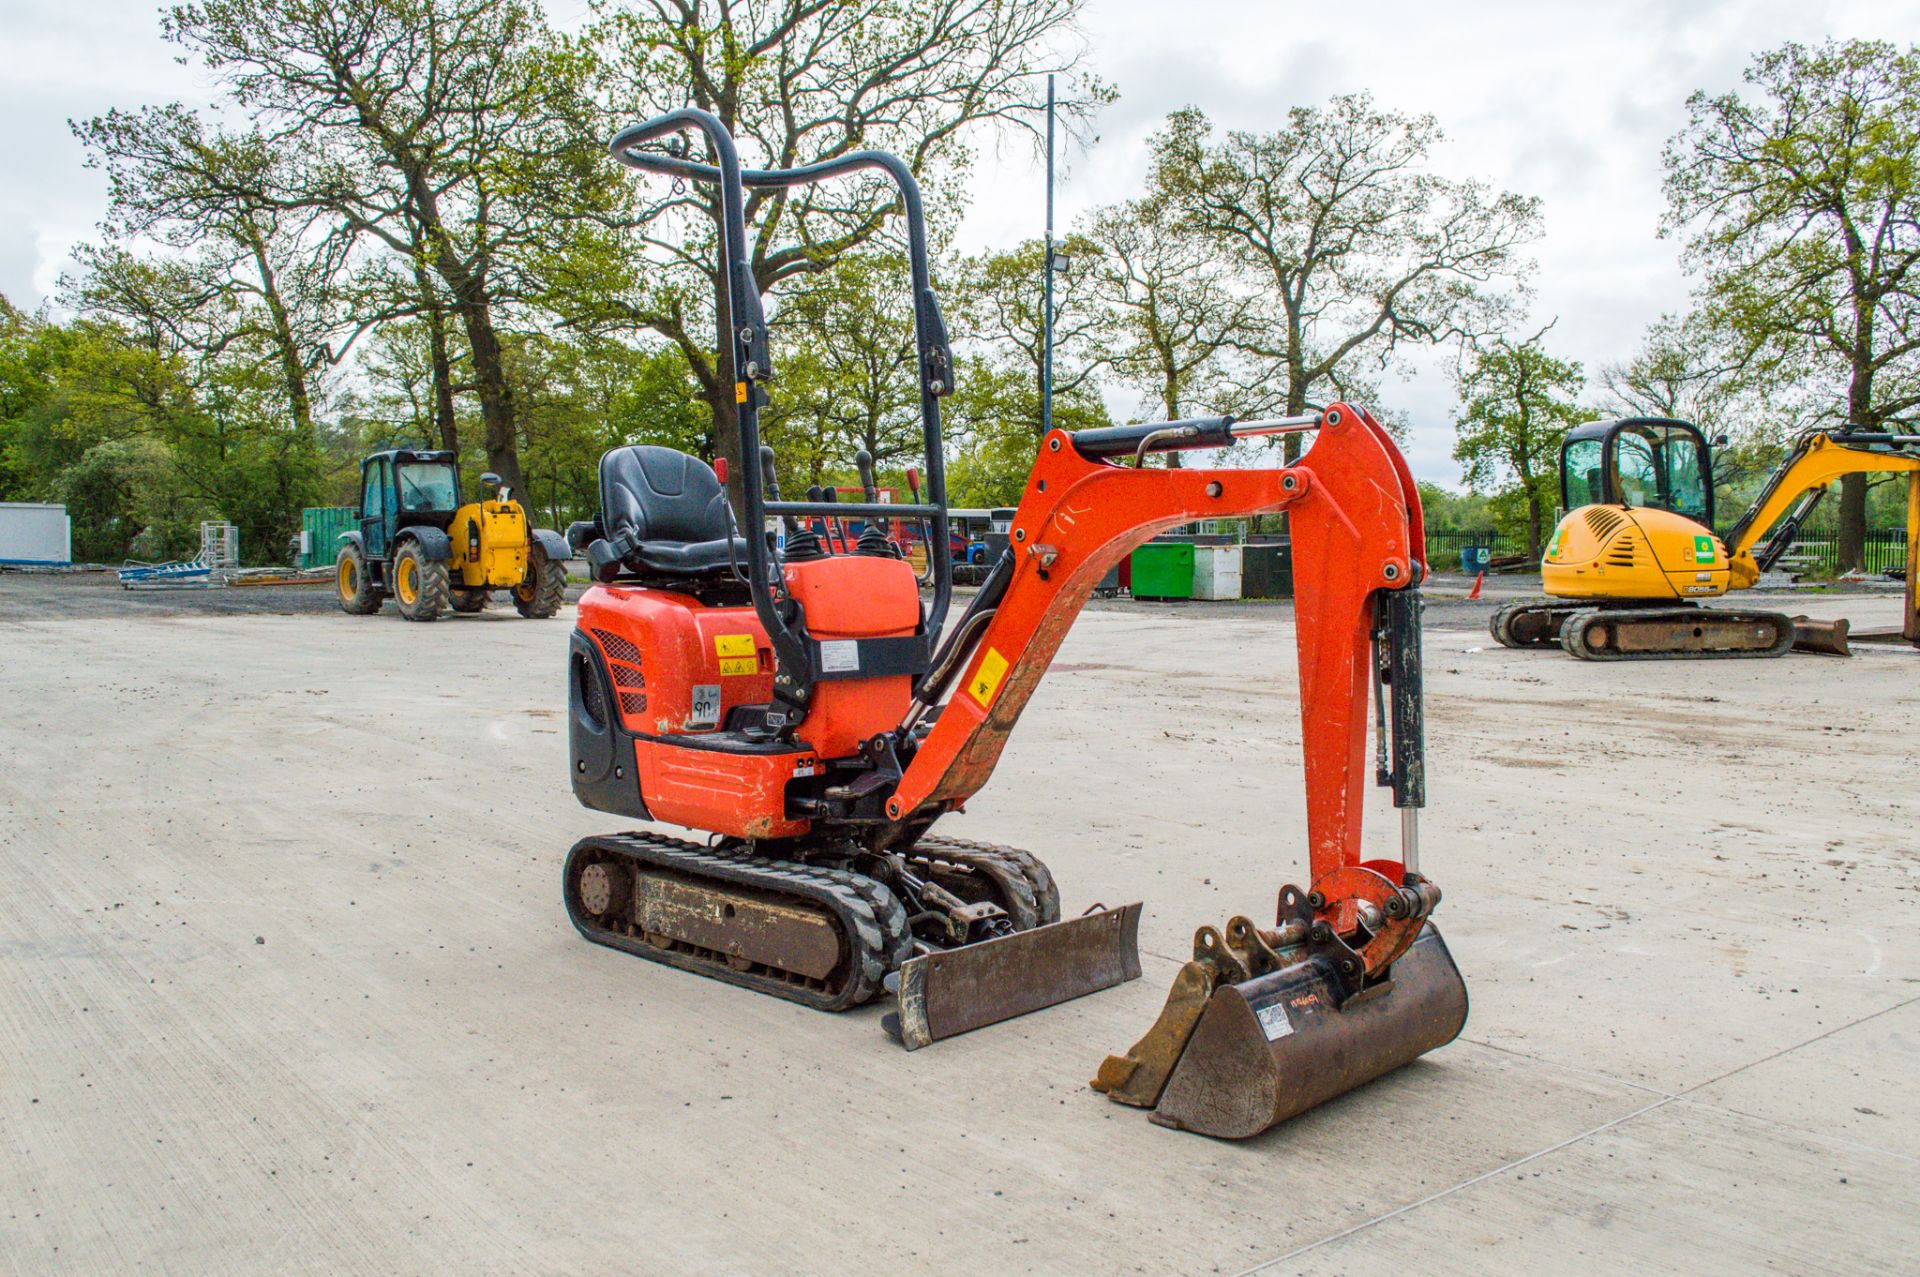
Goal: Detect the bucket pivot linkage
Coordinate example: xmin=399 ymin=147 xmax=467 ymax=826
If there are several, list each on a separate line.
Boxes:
xmin=1095 ymin=584 xmax=1469 ymax=1139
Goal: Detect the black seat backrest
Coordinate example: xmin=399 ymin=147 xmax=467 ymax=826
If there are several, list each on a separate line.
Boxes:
xmin=600 ymin=446 xmax=731 ymax=547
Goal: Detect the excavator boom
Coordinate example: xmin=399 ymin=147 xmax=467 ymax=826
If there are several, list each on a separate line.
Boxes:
xmin=885 ymin=403 xmax=1465 ymax=1136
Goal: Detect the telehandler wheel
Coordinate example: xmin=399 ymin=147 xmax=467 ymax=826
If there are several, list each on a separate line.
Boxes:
xmin=392 ymin=541 xmax=450 ymax=621
xmin=450 ymin=588 xmax=489 ymax=614
xmin=513 ymin=548 xmax=567 ymax=618
xmin=335 ymin=544 xmax=384 ymax=615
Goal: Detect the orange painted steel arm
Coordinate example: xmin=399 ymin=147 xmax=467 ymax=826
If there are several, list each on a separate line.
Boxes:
xmin=889 ymin=404 xmax=1422 ymax=885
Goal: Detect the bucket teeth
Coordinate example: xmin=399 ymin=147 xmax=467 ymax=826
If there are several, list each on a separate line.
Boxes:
xmin=1097 ymin=923 xmax=1470 ymax=1139
xmin=1091 ymin=960 xmax=1216 ymax=1108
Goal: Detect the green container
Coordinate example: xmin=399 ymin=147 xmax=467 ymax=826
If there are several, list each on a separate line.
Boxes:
xmin=1130 ymin=542 xmax=1195 ymax=600
xmin=300 ymin=506 xmax=356 ymax=568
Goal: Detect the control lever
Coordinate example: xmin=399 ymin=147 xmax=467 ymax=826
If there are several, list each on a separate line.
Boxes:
xmin=855 ymin=449 xmax=885 ymax=533
xmin=761 ymin=446 xmax=797 ymax=534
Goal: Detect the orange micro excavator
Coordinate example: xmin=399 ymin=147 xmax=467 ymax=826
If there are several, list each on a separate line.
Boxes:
xmin=561 ymin=109 xmax=1468 ymax=1139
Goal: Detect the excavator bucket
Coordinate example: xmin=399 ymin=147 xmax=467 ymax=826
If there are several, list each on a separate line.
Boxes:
xmin=1096 ymin=925 xmax=1467 ymax=1138
xmin=1098 ymin=887 xmax=1466 ymax=1136
xmin=887 ymin=903 xmax=1143 ymax=1049
xmin=1791 ymin=615 xmax=1851 ymax=656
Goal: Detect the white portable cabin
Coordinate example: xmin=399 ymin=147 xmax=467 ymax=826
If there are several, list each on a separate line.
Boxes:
xmin=0 ymin=503 xmax=72 ymax=565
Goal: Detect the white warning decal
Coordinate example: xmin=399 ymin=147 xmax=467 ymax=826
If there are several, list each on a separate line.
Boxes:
xmin=1256 ymin=1002 xmax=1294 ymax=1041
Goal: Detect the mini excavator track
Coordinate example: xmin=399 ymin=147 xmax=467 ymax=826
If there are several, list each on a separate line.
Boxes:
xmin=1492 ymin=597 xmax=1797 ymax=659
xmin=1558 ymin=605 xmax=1795 ymax=660
xmin=564 ymin=831 xmax=1072 ymax=1012
xmin=904 ymin=836 xmax=1064 ymax=929
xmin=563 ymin=832 xmax=911 ymax=1011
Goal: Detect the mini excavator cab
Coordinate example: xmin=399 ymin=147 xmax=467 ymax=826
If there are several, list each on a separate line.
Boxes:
xmin=563 ymin=108 xmax=1468 ymax=1141
xmin=1559 ymin=417 xmax=1715 ymax=523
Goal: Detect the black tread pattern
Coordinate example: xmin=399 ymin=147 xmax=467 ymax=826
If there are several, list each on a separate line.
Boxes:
xmin=450 ymin=588 xmax=488 ymax=613
xmin=910 ymin=835 xmax=1062 ymax=927
xmin=1561 ymin=606 xmax=1795 ymax=661
xmin=1489 ymin=597 xmax=1571 ymax=648
xmin=564 ymin=831 xmax=907 ymax=1011
xmin=336 ymin=546 xmax=383 ymax=615
xmin=515 ymin=547 xmax=568 ymax=618
xmin=396 ymin=544 xmax=450 ymax=621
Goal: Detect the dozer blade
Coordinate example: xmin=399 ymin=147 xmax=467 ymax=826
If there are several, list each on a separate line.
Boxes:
xmin=1791 ymin=615 xmax=1851 ymax=657
xmin=1099 ymin=925 xmax=1467 ymax=1139
xmin=886 ymin=903 xmax=1143 ymax=1050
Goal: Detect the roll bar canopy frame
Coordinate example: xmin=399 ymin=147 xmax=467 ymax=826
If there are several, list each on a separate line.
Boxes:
xmin=608 ymin=109 xmax=954 ymax=730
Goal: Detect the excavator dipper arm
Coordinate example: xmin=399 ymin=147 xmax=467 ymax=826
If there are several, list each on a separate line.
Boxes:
xmin=891 ymin=402 xmax=1420 ymax=887
xmin=1724 ymin=431 xmax=1920 ymax=589
xmin=882 ymin=404 xmax=1465 ymax=1136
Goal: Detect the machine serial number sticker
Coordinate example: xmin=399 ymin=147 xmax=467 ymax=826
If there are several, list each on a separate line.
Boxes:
xmin=968 ymin=647 xmax=1010 ymax=708
xmin=820 ymin=640 xmax=860 ymax=673
xmin=1693 ymin=534 xmax=1716 ymax=564
xmin=714 ymin=633 xmax=759 ymax=677
xmin=689 ymin=684 xmax=722 ymax=729
xmin=1256 ymin=1002 xmax=1294 ymax=1041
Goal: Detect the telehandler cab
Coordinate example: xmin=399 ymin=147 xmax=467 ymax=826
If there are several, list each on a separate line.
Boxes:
xmin=335 ymin=449 xmax=571 ymax=621
xmin=563 ymin=109 xmax=1466 ymax=1139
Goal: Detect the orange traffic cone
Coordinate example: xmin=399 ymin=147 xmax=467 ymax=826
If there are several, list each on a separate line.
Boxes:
xmin=1467 ymin=571 xmax=1485 ymax=601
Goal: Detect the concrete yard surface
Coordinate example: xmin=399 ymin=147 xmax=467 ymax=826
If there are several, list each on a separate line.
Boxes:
xmin=2 ymin=577 xmax=1917 ymax=1275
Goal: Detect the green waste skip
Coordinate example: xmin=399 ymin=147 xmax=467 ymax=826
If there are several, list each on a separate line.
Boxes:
xmin=1130 ymin=542 xmax=1195 ymax=600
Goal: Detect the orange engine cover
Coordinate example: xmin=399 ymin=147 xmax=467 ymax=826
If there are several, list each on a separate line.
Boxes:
xmin=782 ymin=554 xmax=921 ymax=759
xmin=572 ymin=552 xmax=921 ymax=837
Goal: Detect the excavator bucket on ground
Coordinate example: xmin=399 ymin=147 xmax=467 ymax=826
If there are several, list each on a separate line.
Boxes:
xmin=1095 ymin=902 xmax=1468 ymax=1138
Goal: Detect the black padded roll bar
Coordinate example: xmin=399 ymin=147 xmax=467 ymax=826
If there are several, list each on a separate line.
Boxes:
xmin=608 ymin=109 xmax=954 ymax=728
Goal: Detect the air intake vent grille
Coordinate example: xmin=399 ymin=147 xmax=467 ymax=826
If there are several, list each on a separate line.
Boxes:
xmin=590 ymin=627 xmax=646 ymax=717
xmin=1583 ymin=506 xmax=1627 ymax=541
xmin=1605 ymin=533 xmax=1639 ymax=568
xmin=592 ymin=628 xmax=644 ymax=666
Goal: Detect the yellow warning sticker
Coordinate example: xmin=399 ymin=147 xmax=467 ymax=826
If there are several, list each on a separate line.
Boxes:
xmin=967 ymin=647 xmax=1010 ymax=709
xmin=715 ymin=633 xmax=758 ymax=677
xmin=735 ymin=381 xmax=749 ymax=404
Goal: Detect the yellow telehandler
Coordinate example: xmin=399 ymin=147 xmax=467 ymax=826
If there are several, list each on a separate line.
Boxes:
xmin=335 ymin=449 xmax=571 ymax=621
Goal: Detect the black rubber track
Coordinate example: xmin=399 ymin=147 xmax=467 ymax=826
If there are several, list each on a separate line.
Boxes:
xmin=564 ymin=831 xmax=907 ymax=1011
xmin=1560 ymin=606 xmax=1796 ymax=661
xmin=910 ymin=835 xmax=1062 ymax=926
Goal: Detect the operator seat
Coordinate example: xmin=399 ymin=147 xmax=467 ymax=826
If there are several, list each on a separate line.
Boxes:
xmin=587 ymin=445 xmax=749 ymax=583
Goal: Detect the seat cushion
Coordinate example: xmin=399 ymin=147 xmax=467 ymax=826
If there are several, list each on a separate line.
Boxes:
xmin=599 ymin=446 xmax=744 ymax=578
xmin=631 ymin=536 xmax=749 ymax=575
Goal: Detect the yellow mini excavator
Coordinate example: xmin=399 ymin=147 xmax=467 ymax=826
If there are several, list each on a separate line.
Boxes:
xmin=1491 ymin=417 xmax=1920 ymax=659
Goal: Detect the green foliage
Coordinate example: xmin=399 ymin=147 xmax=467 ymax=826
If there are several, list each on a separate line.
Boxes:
xmin=1663 ymin=38 xmax=1920 ymax=566
xmin=1415 ymin=481 xmax=1497 ymax=534
xmin=1452 ymin=331 xmax=1585 ymax=556
xmin=1150 ymin=98 xmax=1541 ymax=425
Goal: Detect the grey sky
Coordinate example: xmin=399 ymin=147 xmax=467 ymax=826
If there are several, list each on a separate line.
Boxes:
xmin=3 ymin=0 xmax=1914 ymax=483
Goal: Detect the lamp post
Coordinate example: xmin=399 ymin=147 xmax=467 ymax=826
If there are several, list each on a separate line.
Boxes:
xmin=1041 ymin=73 xmax=1055 ymax=437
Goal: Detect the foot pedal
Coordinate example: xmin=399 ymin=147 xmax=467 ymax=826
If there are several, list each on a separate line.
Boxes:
xmin=886 ymin=903 xmax=1143 ymax=1050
